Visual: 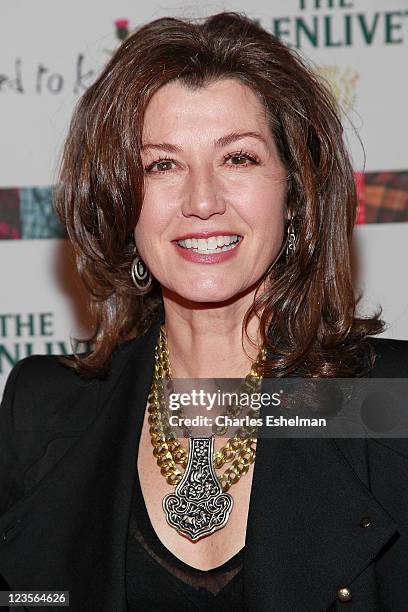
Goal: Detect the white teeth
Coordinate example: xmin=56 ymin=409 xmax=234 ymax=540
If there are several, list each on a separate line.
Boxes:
xmin=176 ymin=234 xmax=242 ymax=251
xmin=207 ymin=236 xmax=218 ymax=249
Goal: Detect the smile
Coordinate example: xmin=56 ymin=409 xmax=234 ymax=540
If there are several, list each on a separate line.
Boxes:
xmin=175 ymin=234 xmax=243 ymax=254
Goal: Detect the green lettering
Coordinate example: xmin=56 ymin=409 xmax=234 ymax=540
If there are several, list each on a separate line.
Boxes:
xmin=295 ymin=16 xmax=319 ymax=48
xmin=0 ymin=344 xmax=21 ymax=372
xmin=324 ymin=15 xmax=342 ymax=47
xmin=45 ymin=341 xmax=54 ymax=354
xmin=57 ymin=341 xmax=70 ymax=355
xmin=24 ymin=342 xmax=34 ymax=356
xmin=344 ymin=14 xmax=352 ymax=45
xmin=385 ymin=12 xmax=404 ymax=44
xmin=272 ymin=17 xmax=291 ymax=40
xmin=358 ymin=13 xmax=380 ymax=45
xmin=39 ymin=312 xmax=53 ymax=336
xmin=15 ymin=313 xmax=35 ymax=337
xmin=0 ymin=314 xmax=12 ymax=337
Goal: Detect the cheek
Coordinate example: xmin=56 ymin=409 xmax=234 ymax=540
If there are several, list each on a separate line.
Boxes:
xmin=237 ymin=180 xmax=287 ymax=232
xmin=134 ymin=190 xmax=172 ymax=248
xmin=134 ymin=212 xmax=154 ymax=260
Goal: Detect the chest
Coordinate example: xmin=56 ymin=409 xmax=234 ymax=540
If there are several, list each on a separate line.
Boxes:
xmin=137 ymin=401 xmax=255 ymax=571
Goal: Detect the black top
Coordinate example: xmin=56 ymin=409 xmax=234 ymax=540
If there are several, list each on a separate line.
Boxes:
xmin=125 ymin=467 xmax=244 ymax=611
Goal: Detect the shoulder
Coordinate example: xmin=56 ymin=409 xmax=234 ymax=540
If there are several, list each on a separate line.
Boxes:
xmin=1 ymin=354 xmax=99 ymax=432
xmin=1 ymin=321 xmax=160 ymax=431
xmin=361 ymin=336 xmax=408 ymax=460
xmin=0 ymin=355 xmax=102 ymax=513
xmin=4 ymin=353 xmax=93 ymax=389
xmin=366 ymin=336 xmax=408 ymax=377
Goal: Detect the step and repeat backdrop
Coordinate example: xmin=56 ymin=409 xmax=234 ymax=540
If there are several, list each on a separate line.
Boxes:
xmin=1 ymin=0 xmax=407 ymax=393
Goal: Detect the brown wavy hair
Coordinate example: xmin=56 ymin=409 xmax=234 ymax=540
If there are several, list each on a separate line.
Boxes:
xmin=54 ymin=11 xmax=383 ymax=379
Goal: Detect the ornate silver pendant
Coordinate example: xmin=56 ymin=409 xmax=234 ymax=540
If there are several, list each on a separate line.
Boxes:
xmin=162 ymin=437 xmax=233 ymax=541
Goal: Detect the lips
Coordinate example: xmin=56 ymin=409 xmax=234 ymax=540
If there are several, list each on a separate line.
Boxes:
xmin=172 ymin=234 xmax=243 ymax=264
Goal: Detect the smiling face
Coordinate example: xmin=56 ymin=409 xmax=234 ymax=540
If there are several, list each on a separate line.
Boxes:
xmin=134 ymin=78 xmax=288 ymax=304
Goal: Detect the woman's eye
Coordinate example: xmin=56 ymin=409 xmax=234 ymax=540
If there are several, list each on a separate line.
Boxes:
xmin=145 ymin=159 xmax=176 ymax=173
xmin=224 ymin=151 xmax=259 ymax=167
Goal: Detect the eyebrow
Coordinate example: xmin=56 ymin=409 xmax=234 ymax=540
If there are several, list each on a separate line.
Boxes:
xmin=141 ymin=131 xmax=268 ymax=153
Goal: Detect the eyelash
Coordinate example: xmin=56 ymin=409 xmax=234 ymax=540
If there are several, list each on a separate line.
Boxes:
xmin=144 ymin=150 xmax=260 ymax=173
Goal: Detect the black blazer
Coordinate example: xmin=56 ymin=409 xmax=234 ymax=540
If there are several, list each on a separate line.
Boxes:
xmin=1 ymin=318 xmax=408 ymax=612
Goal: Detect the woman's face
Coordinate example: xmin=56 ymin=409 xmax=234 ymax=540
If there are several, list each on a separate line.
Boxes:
xmin=135 ymin=78 xmax=288 ymax=303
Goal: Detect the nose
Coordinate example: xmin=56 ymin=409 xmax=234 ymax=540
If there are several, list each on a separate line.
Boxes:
xmin=181 ymin=165 xmax=226 ymax=219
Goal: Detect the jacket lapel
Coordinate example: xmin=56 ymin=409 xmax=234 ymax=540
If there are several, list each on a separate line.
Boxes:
xmin=0 ymin=319 xmax=162 ymax=612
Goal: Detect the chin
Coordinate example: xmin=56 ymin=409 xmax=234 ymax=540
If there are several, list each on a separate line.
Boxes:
xmin=170 ymin=283 xmax=241 ymax=304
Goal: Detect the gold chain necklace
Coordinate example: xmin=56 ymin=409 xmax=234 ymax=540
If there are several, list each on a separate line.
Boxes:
xmin=147 ymin=324 xmax=266 ymax=541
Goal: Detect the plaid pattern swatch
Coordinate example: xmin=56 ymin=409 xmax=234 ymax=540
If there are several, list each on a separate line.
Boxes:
xmin=362 ymin=171 xmax=408 ymax=224
xmin=20 ymin=187 xmax=66 ymax=239
xmin=0 ymin=187 xmax=66 ymax=239
xmin=0 ymin=188 xmax=21 ymax=239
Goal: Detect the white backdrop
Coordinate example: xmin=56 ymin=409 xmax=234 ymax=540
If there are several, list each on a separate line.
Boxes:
xmin=1 ymin=0 xmax=407 ymax=393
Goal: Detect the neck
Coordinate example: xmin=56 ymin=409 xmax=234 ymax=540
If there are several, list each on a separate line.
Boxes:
xmin=161 ymin=287 xmax=265 ymax=378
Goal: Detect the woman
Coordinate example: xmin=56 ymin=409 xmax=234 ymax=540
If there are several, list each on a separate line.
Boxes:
xmin=1 ymin=11 xmax=408 ymax=612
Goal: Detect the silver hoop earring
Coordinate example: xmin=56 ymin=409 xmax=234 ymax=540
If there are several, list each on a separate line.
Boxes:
xmin=285 ymin=217 xmax=296 ymax=259
xmin=131 ymin=253 xmax=153 ymax=293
